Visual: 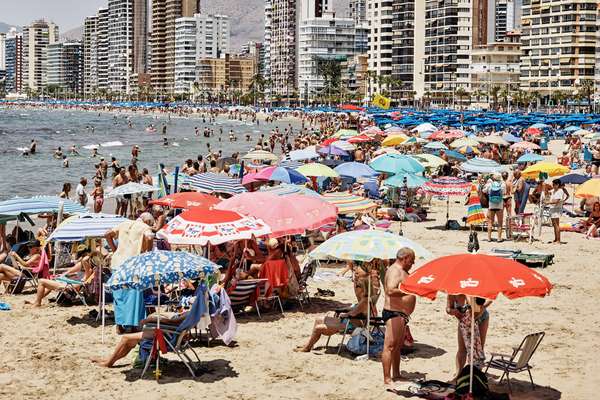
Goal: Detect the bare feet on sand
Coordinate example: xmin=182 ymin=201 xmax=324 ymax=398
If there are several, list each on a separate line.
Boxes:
xmin=293 ymin=346 xmax=310 ymax=353
xmin=90 ymin=357 xmax=111 ymax=367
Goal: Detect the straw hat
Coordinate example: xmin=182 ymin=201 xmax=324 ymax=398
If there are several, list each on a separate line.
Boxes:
xmin=267 ymin=238 xmax=279 ymax=249
xmin=492 ymin=173 xmax=502 ymax=181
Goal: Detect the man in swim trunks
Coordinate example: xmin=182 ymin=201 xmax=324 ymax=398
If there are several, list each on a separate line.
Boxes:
xmin=382 ymin=247 xmax=416 ymax=386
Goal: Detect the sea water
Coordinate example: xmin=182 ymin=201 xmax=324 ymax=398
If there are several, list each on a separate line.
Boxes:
xmin=0 ymin=107 xmax=295 ymax=200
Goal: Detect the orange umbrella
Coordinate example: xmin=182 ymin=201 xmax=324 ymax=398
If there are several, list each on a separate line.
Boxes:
xmin=150 ymin=192 xmax=220 ymax=209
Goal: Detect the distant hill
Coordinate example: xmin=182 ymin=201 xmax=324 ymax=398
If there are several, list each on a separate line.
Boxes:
xmin=0 ymin=22 xmax=20 ymax=33
xmin=62 ymin=26 xmax=84 ymax=41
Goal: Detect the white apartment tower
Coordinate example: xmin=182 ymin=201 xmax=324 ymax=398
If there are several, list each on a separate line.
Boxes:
xmin=22 ymin=20 xmax=59 ymax=92
xmin=520 ymin=0 xmax=598 ymax=97
xmin=0 ymin=33 xmax=6 ymax=71
xmin=298 ymin=11 xmax=357 ymax=99
xmin=367 ymin=0 xmax=394 ymax=95
xmin=263 ymin=0 xmax=272 ymax=80
xmin=268 ymin=0 xmax=301 ymax=97
xmin=174 ymin=14 xmax=230 ymax=94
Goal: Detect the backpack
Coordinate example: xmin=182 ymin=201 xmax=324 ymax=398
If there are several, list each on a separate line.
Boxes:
xmin=488 ymin=182 xmax=503 ymax=204
xmin=454 ymin=365 xmax=489 ymax=398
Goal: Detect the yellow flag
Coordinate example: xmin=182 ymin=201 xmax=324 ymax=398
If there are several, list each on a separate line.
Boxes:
xmin=372 ymin=93 xmax=391 ymax=109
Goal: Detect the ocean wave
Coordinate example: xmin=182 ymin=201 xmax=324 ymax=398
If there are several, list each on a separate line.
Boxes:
xmin=100 ymin=141 xmax=124 ymax=147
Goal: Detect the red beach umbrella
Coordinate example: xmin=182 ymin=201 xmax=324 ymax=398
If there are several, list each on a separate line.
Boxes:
xmin=150 ymin=192 xmax=221 ymax=210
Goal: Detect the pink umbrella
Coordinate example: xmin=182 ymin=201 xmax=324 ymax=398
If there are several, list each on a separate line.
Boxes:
xmin=510 ymin=141 xmax=540 ymax=151
xmin=429 ymin=129 xmax=465 ymax=140
xmin=157 ymin=207 xmax=271 ymax=245
xmin=215 ymin=192 xmax=338 ymax=238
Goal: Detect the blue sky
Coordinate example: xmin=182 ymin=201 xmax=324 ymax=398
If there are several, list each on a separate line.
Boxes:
xmin=0 ymin=0 xmax=106 ymax=30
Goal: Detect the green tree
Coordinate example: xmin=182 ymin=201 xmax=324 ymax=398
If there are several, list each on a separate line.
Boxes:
xmin=578 ymin=79 xmax=595 ymax=113
xmin=317 ymin=58 xmax=342 ymax=105
xmin=455 ymin=87 xmax=469 ymax=110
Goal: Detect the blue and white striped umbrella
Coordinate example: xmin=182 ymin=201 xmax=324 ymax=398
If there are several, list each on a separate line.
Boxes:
xmin=0 ymin=196 xmax=87 ymax=216
xmin=184 ymin=173 xmax=247 ymax=195
xmin=288 ymin=147 xmax=319 ymax=161
xmin=106 ymin=250 xmax=218 ymax=291
xmin=47 ymin=213 xmax=127 ymax=242
xmin=460 ymin=157 xmax=507 ymax=174
xmin=107 ymin=182 xmax=157 ymax=197
xmin=516 ymin=153 xmax=544 ymax=163
xmin=260 ymin=183 xmax=322 ymax=197
xmin=278 ymin=159 xmax=303 ymax=169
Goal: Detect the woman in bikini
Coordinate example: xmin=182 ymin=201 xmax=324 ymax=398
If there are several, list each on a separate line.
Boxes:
xmin=447 ymin=294 xmax=492 ymax=379
xmin=0 ymin=241 xmax=42 ymax=284
xmin=91 ymin=180 xmax=104 ymax=213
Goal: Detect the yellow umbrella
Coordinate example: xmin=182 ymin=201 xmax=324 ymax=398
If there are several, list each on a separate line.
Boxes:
xmin=575 ymin=179 xmax=600 ymax=199
xmin=297 ymin=163 xmax=339 ymax=178
xmin=522 ymin=162 xmax=569 ymax=179
xmin=450 ymin=137 xmax=480 ymax=149
xmin=241 ymin=150 xmax=279 ymax=162
xmin=382 ymin=134 xmax=409 ymax=147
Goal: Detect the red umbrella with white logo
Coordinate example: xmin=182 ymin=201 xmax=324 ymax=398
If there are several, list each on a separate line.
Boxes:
xmin=400 ymin=253 xmax=552 ymax=393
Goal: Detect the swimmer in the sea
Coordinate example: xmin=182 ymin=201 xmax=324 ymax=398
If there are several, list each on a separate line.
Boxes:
xmin=62 ymin=155 xmax=69 ymax=168
xmin=54 ymin=147 xmax=63 ymax=159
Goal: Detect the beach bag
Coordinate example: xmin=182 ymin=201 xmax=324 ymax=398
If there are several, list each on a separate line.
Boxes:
xmin=454 ymin=365 xmax=489 ymax=398
xmin=488 ymin=182 xmax=503 ymax=204
xmin=346 ymin=328 xmax=385 ymax=356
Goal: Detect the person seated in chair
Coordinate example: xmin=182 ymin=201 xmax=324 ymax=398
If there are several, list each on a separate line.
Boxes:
xmin=26 ymin=246 xmax=101 ymax=307
xmin=0 ymin=240 xmax=42 ymax=283
xmin=294 ymin=274 xmax=379 ymax=352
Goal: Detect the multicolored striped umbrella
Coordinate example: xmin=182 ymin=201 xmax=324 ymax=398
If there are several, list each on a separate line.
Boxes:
xmin=321 ymin=192 xmax=377 ymax=214
xmin=460 ymin=157 xmax=506 ymax=174
xmin=422 ymin=177 xmax=472 ymax=196
xmin=309 ymin=230 xmax=431 ymax=262
xmin=259 ymin=183 xmax=322 ymax=197
xmin=466 ymin=185 xmax=486 ymax=226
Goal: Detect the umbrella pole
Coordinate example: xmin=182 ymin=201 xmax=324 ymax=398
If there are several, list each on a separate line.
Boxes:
xmin=155 ymin=284 xmax=161 ymax=380
xmin=469 ymin=296 xmax=475 ymax=394
xmin=446 ymin=197 xmax=450 ymax=228
xmin=101 ymin=284 xmax=105 ymax=344
xmin=53 ymin=202 xmax=64 ymax=276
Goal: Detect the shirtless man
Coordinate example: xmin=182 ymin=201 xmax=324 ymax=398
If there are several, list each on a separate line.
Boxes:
xmin=112 ymin=168 xmax=129 ymax=216
xmin=382 ymin=247 xmax=416 ymax=386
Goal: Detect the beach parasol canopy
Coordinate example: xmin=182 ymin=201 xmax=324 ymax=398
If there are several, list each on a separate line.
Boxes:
xmin=429 ymin=129 xmax=465 ymax=140
xmin=259 ymin=183 xmax=322 ymax=197
xmin=215 ymin=192 xmax=337 ymax=238
xmin=296 ymin=162 xmax=339 ymax=178
xmin=332 ymin=128 xmax=360 ymax=139
xmin=516 ymin=153 xmax=544 ymax=163
xmin=382 ymin=134 xmax=409 ymax=147
xmin=241 ymin=150 xmax=279 ymax=162
xmin=521 ymin=162 xmax=569 ymax=179
xmin=288 ymin=147 xmax=320 ymax=161
xmin=450 ymin=137 xmax=480 ymax=149
xmin=157 ymin=207 xmax=271 ymax=245
xmin=348 ymin=134 xmax=377 ymax=144
xmin=321 ymin=192 xmax=378 ymax=214
xmin=525 ymin=127 xmax=543 ymax=136
xmin=309 ymin=230 xmax=432 ymax=262
xmin=0 ymin=196 xmax=87 ymax=216
xmin=466 ymin=185 xmax=486 ymax=226
xmin=107 ymin=182 xmax=157 ymax=198
xmin=184 ymin=173 xmax=247 ymax=195
xmin=317 ymin=145 xmax=349 ymax=156
xmin=411 ymin=123 xmax=437 ymax=133
xmin=47 ymin=213 xmax=127 ymax=242
xmin=502 ymin=133 xmax=522 ymax=143
xmin=329 ymin=140 xmax=356 ymax=151
xmin=456 ymin=146 xmax=480 ymax=155
xmin=411 ymin=154 xmax=447 ymax=168
xmin=424 ymin=141 xmax=448 ymax=150
xmin=460 ymin=157 xmax=506 ymax=174
xmin=150 ymin=192 xmax=221 ymax=209
xmin=253 ymin=166 xmax=308 ymax=184
xmin=574 ymin=178 xmax=600 ymax=199
xmin=369 ymin=153 xmax=425 ymax=174
xmin=334 ymin=162 xmax=378 ymax=179
xmin=510 ymin=141 xmax=540 ymax=151
xmin=400 ymin=253 xmax=552 ymax=394
xmin=106 ymin=250 xmax=217 ymax=291
xmin=422 ymin=177 xmax=472 ymax=196
xmin=477 ymin=135 xmax=509 ymax=146
xmin=558 ymin=173 xmax=590 ymax=185
xmin=384 ymin=172 xmax=429 ymax=189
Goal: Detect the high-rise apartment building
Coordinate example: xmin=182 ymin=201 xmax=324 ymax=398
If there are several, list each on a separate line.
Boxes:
xmin=107 ymin=0 xmax=148 ymax=94
xmin=488 ymin=0 xmax=520 ymax=42
xmin=349 ymin=0 xmax=367 ymax=23
xmin=263 ymin=0 xmax=272 ymax=80
xmin=174 ymin=14 xmax=230 ymax=94
xmin=97 ymin=8 xmax=110 ymax=91
xmin=298 ymin=11 xmax=358 ymax=100
xmin=367 ymin=0 xmax=393 ymax=94
xmin=240 ymin=41 xmax=264 ymax=75
xmin=0 ymin=33 xmax=6 ymax=72
xmin=47 ymin=42 xmax=84 ymax=94
xmin=520 ymin=0 xmax=597 ymax=96
xmin=391 ymin=0 xmax=425 ymax=102
xmin=267 ymin=0 xmax=301 ymax=97
xmin=22 ymin=20 xmax=59 ymax=92
xmin=4 ymin=28 xmax=23 ymax=94
xmin=151 ymin=0 xmax=200 ymax=93
xmin=424 ymin=0 xmax=488 ymax=97
xmin=196 ymin=54 xmax=256 ymax=95
xmin=83 ymin=15 xmax=98 ymax=96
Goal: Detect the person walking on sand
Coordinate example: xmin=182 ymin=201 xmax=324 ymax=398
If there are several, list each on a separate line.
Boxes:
xmin=382 ymin=248 xmax=416 ymax=386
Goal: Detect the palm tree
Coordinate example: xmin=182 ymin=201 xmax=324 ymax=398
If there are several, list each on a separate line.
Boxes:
xmin=529 ymin=90 xmax=541 ymax=111
xmin=454 ymin=87 xmax=469 ymax=110
xmin=578 ymin=79 xmax=595 ymax=113
xmin=317 ymin=59 xmax=342 ymax=106
xmin=489 ymin=85 xmax=501 ymax=110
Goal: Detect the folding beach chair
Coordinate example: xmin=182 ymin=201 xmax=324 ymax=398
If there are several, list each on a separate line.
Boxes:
xmin=141 ymin=285 xmax=208 ymax=378
xmin=325 ymin=303 xmax=383 ymax=354
xmin=506 ymin=213 xmax=534 ymax=242
xmin=485 ymin=332 xmax=545 ymax=392
xmin=256 ymin=278 xmax=284 ymax=317
xmin=294 ymin=258 xmax=318 ymax=308
xmin=54 ymin=269 xmax=98 ymax=306
xmin=227 ymin=278 xmax=263 ymax=316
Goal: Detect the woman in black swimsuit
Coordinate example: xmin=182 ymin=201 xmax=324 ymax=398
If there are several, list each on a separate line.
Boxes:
xmin=585 ymin=202 xmax=600 ymax=239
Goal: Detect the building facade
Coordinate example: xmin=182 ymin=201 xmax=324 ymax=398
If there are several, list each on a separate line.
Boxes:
xmin=0 ymin=33 xmax=5 ymax=72
xmin=391 ymin=0 xmax=425 ymax=102
xmin=520 ymin=0 xmax=598 ymax=97
xmin=298 ymin=12 xmax=357 ymax=100
xmin=22 ymin=20 xmax=59 ymax=92
xmin=367 ymin=0 xmax=394 ymax=94
xmin=174 ymin=14 xmax=231 ymax=94
xmin=151 ymin=0 xmax=200 ymax=94
xmin=488 ymin=0 xmax=521 ymax=42
xmin=4 ymin=29 xmax=23 ymax=94
xmin=196 ymin=54 xmax=256 ymax=96
xmin=268 ymin=0 xmax=300 ymax=97
xmin=349 ymin=0 xmax=367 ymax=23
xmin=47 ymin=42 xmax=84 ymax=95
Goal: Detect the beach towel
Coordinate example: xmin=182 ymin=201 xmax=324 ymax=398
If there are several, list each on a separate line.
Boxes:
xmin=32 ymin=248 xmax=50 ymax=279
xmin=0 ymin=302 xmax=11 ymax=311
xmin=109 ymin=220 xmax=153 ymax=269
xmin=458 ymin=312 xmax=485 ymax=368
xmin=209 ymin=284 xmax=237 ymax=345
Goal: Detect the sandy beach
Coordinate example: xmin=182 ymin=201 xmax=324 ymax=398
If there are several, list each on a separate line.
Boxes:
xmin=1 ymin=190 xmax=598 ymax=399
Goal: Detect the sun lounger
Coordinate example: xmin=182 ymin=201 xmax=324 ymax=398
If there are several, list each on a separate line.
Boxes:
xmin=488 ymin=249 xmax=554 ymax=268
xmin=54 ymin=270 xmax=97 ymax=306
xmin=485 ymin=332 xmax=545 ymax=392
xmin=227 ymin=278 xmax=265 ymax=316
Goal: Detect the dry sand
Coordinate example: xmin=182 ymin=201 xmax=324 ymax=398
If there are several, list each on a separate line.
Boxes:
xmin=1 ymin=140 xmax=599 ymax=399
